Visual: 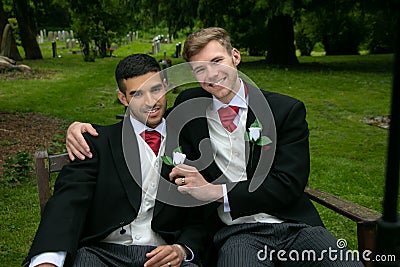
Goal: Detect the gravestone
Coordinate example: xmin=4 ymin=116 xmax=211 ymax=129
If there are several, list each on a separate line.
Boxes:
xmin=0 ymin=24 xmax=22 ymax=61
xmin=48 ymin=31 xmax=54 ymax=41
xmin=65 ymin=39 xmax=71 ymax=49
xmin=39 ymin=30 xmax=44 ymax=44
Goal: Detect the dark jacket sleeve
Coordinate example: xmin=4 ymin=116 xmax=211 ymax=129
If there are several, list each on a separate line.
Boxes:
xmin=23 ymin=134 xmax=100 ymax=266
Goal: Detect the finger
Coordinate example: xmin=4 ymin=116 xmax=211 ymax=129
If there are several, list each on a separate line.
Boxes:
xmin=66 ymin=147 xmax=76 ymax=161
xmin=83 ymin=123 xmax=99 ymax=137
xmin=145 ymin=247 xmax=176 ymax=267
xmin=66 ymin=136 xmax=89 ymax=160
xmin=68 ymin=133 xmax=92 ymax=158
xmin=169 ymin=164 xmax=192 ymax=180
xmin=175 ymin=177 xmax=189 ymax=186
xmin=177 ymin=186 xmax=190 ymax=194
xmin=75 ymin=133 xmax=91 ymax=153
xmin=145 ymin=246 xmax=163 ymax=258
xmin=67 ymin=143 xmax=87 ymax=160
xmin=68 ymin=122 xmax=95 ymax=154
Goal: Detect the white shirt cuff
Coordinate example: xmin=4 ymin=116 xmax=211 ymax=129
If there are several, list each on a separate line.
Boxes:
xmin=29 ymin=251 xmax=67 ymax=267
xmin=183 ymin=245 xmax=195 ymax=262
xmin=222 ymin=184 xmax=231 ymax=212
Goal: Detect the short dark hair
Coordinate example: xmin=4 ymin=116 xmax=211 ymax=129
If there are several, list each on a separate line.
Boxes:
xmin=115 ymin=54 xmax=161 ymax=94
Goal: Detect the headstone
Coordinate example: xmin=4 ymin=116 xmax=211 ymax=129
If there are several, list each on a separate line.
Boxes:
xmin=39 ymin=30 xmax=44 ymax=44
xmin=0 ymin=24 xmax=22 ymax=61
xmin=70 ymin=30 xmax=74 ymax=39
xmin=48 ymin=31 xmax=54 ymax=41
xmin=66 ymin=39 xmax=71 ymax=49
xmin=156 ymin=40 xmax=161 ymax=54
xmin=152 ymin=42 xmax=157 ymax=54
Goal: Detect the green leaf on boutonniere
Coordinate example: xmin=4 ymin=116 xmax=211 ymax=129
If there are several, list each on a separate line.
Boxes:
xmin=256 ymin=136 xmax=272 ymax=146
xmin=250 ymin=118 xmax=262 ymax=129
xmin=161 ymin=146 xmax=184 ymax=166
xmin=161 ymin=155 xmax=174 ymax=166
xmin=173 ymin=146 xmax=183 ymax=153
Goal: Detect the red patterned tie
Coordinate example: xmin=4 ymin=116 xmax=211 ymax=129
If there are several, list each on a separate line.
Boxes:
xmin=218 ymin=106 xmax=240 ymax=132
xmin=140 ymin=130 xmax=161 ymax=156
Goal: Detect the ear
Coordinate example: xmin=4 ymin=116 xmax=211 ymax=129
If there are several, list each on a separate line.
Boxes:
xmin=232 ymin=48 xmax=241 ymax=67
xmin=118 ymin=91 xmax=129 ymax=106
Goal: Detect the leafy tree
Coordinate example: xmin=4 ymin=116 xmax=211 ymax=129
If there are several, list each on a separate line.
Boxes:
xmin=158 ymin=0 xmax=198 ymax=40
xmin=33 ymin=0 xmax=71 ymax=29
xmin=197 ymin=0 xmax=228 ymax=28
xmin=224 ymin=0 xmax=269 ymax=56
xmin=232 ymin=0 xmax=299 ymax=64
xmin=68 ymin=0 xmax=135 ymax=60
xmin=294 ymin=11 xmax=319 ymax=56
xmin=306 ymin=0 xmax=364 ymax=55
xmin=361 ymin=1 xmax=397 ymax=54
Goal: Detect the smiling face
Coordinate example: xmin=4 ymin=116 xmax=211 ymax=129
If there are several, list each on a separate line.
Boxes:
xmin=118 ymin=72 xmax=166 ymax=128
xmin=189 ymin=40 xmax=241 ymax=104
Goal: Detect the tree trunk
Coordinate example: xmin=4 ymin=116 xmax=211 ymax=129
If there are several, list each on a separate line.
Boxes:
xmin=14 ymin=0 xmax=43 ymax=59
xmin=0 ymin=0 xmax=7 ymax=38
xmin=0 ymin=0 xmax=22 ymax=60
xmin=265 ymin=14 xmax=298 ymax=65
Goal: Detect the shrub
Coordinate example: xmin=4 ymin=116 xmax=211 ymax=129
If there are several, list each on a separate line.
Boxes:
xmin=2 ymin=151 xmax=34 ymax=184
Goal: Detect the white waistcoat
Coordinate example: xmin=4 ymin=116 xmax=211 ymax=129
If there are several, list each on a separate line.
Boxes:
xmin=207 ymin=105 xmax=283 ymax=225
xmin=101 ymin=133 xmax=167 ymax=246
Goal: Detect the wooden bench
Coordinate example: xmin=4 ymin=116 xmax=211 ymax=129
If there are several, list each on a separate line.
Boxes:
xmin=34 ymin=150 xmax=381 ymax=266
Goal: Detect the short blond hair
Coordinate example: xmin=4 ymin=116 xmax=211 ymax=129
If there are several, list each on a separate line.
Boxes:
xmin=182 ymin=27 xmax=233 ymax=61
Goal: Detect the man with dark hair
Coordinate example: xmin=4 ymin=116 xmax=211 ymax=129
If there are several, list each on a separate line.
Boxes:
xmin=24 ymin=54 xmax=207 ymax=267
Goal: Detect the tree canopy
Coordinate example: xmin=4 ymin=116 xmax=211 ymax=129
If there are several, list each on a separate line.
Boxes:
xmin=0 ymin=0 xmax=397 ymax=63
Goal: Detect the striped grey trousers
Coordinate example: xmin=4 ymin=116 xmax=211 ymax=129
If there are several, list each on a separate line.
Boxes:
xmin=72 ymin=243 xmax=198 ymax=267
xmin=213 ymin=222 xmax=364 ymax=267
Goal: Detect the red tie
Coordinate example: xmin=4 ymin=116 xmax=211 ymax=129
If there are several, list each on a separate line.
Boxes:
xmin=218 ymin=106 xmax=240 ymax=132
xmin=140 ymin=130 xmax=161 ymax=156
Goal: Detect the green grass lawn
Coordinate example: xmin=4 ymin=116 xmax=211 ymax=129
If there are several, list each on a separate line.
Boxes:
xmin=0 ymin=39 xmax=397 ymax=266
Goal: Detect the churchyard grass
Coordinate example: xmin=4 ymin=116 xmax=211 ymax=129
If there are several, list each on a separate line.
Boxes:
xmin=0 ymin=38 xmax=396 ymax=266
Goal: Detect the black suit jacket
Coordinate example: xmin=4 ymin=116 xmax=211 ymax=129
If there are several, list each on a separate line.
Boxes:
xmin=165 ymin=83 xmax=323 ymax=228
xmin=24 ymin=116 xmax=211 ymax=266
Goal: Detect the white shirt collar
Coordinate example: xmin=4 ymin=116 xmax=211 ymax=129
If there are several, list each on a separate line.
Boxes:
xmin=212 ymin=79 xmax=247 ymax=111
xmin=129 ymin=116 xmax=166 ymax=138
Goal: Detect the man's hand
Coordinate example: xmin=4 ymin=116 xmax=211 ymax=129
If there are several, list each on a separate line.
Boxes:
xmin=170 ymin=164 xmax=223 ymax=202
xmin=66 ymin=122 xmax=98 ymax=161
xmin=144 ymin=245 xmax=184 ymax=267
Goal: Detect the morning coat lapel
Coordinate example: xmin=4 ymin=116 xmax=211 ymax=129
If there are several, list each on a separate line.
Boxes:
xmin=153 ymin=93 xmax=216 ymax=218
xmin=245 ymin=82 xmax=277 ymax=187
xmin=165 ymin=90 xmax=220 ymax=179
xmin=109 ymin=115 xmax=142 ymax=214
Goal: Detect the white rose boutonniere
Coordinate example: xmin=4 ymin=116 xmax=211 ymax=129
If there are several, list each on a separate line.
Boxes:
xmin=162 ymin=146 xmax=186 ymax=166
xmin=245 ymin=119 xmax=272 ymax=146
xmin=245 ymin=119 xmax=272 ymax=166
